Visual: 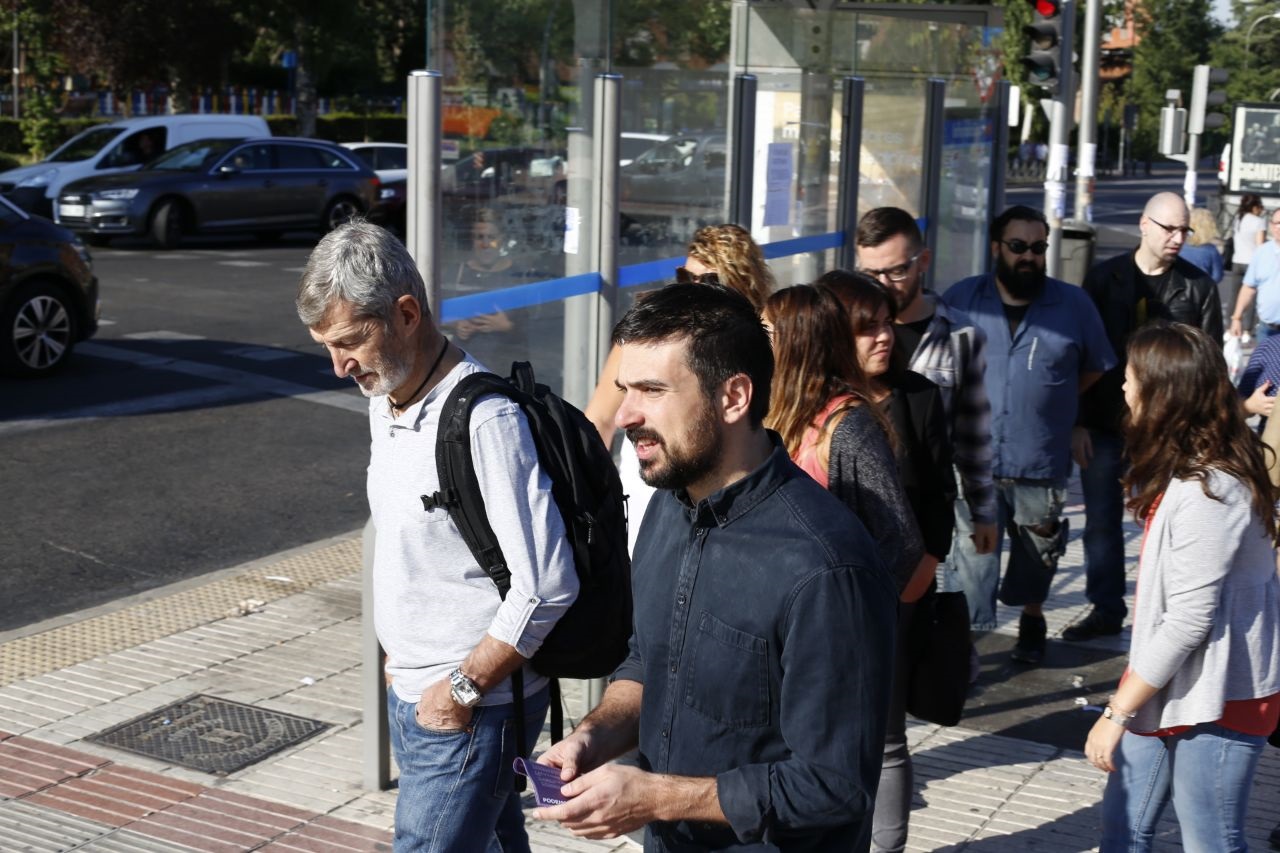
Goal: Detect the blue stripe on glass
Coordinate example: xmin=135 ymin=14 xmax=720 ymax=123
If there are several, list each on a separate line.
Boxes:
xmin=438 ymin=230 xmax=847 ymax=318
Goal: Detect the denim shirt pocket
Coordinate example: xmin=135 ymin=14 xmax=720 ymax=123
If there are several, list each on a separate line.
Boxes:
xmin=683 ymin=610 xmax=770 ymax=728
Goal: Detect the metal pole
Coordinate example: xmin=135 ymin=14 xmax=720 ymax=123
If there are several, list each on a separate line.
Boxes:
xmin=591 ymin=73 xmax=621 ymax=382
xmin=921 ymin=78 xmax=946 ymax=292
xmin=11 ymin=11 xmax=17 ymax=121
xmin=361 ymin=518 xmax=390 ymax=790
xmin=990 ymin=80 xmax=1011 ymax=237
xmin=1044 ymin=0 xmax=1076 ymax=279
xmin=1246 ymin=11 xmax=1280 ymax=71
xmin=1184 ymin=132 xmax=1201 ymax=209
xmin=837 ymin=77 xmax=865 ymax=271
xmin=1074 ymin=0 xmax=1102 ymax=222
xmin=729 ymin=74 xmax=757 ymax=228
xmin=406 ymin=70 xmax=442 ymax=314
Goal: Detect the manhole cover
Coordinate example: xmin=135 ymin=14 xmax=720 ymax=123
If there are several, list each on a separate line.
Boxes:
xmin=87 ymin=694 xmax=329 ymax=775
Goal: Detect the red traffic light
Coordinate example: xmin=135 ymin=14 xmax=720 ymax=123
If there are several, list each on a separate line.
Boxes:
xmin=1030 ymin=0 xmax=1061 ymax=15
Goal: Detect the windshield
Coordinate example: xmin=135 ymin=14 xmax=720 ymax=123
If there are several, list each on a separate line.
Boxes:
xmin=145 ymin=138 xmax=242 ymax=171
xmin=47 ymin=126 xmax=125 ymax=163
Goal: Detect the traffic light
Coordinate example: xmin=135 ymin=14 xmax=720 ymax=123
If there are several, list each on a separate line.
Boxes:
xmin=1021 ymin=1 xmax=1068 ymax=94
xmin=1188 ymin=64 xmax=1229 ymax=135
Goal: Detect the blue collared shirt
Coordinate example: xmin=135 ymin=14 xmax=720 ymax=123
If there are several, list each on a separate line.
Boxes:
xmin=614 ymin=434 xmax=896 ymax=851
xmin=942 ymin=273 xmax=1116 ymax=481
xmin=1244 ymin=240 xmax=1280 ymax=325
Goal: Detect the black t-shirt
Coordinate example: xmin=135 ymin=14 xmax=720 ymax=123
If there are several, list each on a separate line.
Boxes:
xmin=1002 ymin=302 xmax=1029 ymax=337
xmin=1133 ymin=255 xmax=1172 ymax=302
xmin=893 ymin=315 xmax=933 ymax=363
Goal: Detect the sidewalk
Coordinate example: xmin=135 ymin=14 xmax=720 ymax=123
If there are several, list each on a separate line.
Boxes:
xmin=1 ymin=484 xmax=1277 ymax=852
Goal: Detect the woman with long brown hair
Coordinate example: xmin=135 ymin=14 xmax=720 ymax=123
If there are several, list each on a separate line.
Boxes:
xmin=1084 ymin=322 xmax=1280 ymax=852
xmin=819 ymin=270 xmax=956 ymax=853
xmin=763 ymin=283 xmax=922 ymax=590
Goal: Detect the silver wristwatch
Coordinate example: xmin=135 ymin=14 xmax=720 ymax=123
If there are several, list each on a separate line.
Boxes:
xmin=449 ymin=668 xmax=482 ymax=708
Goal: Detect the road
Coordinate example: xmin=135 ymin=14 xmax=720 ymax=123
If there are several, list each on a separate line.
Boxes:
xmin=0 ymin=234 xmax=370 ymax=632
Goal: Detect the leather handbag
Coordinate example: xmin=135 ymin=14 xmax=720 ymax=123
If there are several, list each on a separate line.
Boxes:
xmin=905 ymin=586 xmax=970 ymax=726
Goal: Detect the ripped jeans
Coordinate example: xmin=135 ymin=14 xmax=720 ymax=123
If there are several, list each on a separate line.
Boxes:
xmin=948 ymin=477 xmax=1069 ymax=631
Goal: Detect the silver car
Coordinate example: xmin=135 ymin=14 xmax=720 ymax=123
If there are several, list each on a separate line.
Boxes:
xmin=54 ymin=137 xmax=379 ymax=248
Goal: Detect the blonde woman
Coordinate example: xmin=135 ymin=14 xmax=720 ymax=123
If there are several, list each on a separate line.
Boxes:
xmin=584 ymin=224 xmax=774 ymax=551
xmin=1178 ymin=207 xmax=1224 ymax=284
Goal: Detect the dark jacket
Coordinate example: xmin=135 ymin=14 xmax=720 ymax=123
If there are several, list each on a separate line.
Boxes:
xmin=1079 ymin=251 xmax=1223 ymax=434
xmin=619 ymin=434 xmax=896 ymax=851
xmin=885 ymin=372 xmax=957 ymax=562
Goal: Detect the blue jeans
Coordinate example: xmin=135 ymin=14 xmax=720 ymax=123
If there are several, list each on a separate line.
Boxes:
xmin=949 ymin=478 xmax=1068 ymax=631
xmin=1080 ymin=429 xmax=1128 ymax=619
xmin=388 ymin=684 xmax=549 ymax=853
xmin=1101 ymin=723 xmax=1267 ymax=852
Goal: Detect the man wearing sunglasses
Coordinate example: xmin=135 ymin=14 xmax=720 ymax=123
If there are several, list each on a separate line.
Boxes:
xmin=1071 ymin=192 xmax=1222 ymax=643
xmin=942 ymin=205 xmax=1116 ymax=665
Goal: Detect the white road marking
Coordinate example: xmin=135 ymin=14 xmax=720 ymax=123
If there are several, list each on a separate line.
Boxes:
xmin=77 ymin=340 xmax=367 ymax=414
xmin=0 ymin=384 xmax=250 ymax=437
xmin=218 ymin=260 xmax=271 ymax=267
xmin=122 ymin=330 xmax=206 ymax=341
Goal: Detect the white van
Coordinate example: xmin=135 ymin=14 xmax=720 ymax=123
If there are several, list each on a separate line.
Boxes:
xmin=0 ymin=114 xmax=270 ymax=217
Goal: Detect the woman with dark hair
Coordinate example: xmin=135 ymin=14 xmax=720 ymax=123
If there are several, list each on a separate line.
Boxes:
xmin=819 ymin=270 xmax=956 ymax=853
xmin=1084 ymin=322 xmax=1280 ymax=852
xmin=762 ymin=283 xmax=923 ymax=591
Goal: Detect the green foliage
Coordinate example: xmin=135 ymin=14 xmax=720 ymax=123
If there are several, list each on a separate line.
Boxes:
xmin=1125 ymin=0 xmax=1221 ymax=160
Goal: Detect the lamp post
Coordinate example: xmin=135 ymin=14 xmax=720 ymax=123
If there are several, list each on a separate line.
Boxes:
xmin=1246 ymin=10 xmax=1280 ymax=70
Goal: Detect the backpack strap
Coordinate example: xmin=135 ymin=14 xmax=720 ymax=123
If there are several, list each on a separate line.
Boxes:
xmin=419 ymin=368 xmax=535 ymax=789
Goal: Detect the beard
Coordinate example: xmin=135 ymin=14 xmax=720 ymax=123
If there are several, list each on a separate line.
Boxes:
xmin=996 ymin=253 xmax=1047 ymax=301
xmin=354 ymin=345 xmax=414 ymax=399
xmin=627 ymin=403 xmax=723 ymax=492
xmin=891 ymin=272 xmax=922 ymax=314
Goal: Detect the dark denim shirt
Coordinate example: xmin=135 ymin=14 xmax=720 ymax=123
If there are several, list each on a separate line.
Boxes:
xmin=614 ymin=434 xmax=897 ymax=852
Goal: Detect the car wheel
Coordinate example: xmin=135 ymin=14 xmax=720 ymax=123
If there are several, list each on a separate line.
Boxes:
xmin=0 ymin=280 xmax=77 ymax=377
xmin=151 ymin=199 xmax=186 ymax=250
xmin=324 ymin=196 xmax=362 ymax=232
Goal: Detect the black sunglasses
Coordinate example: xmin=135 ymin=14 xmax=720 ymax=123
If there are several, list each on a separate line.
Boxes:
xmin=675 ymin=266 xmax=720 ymax=285
xmin=1000 ymin=239 xmax=1049 ymax=256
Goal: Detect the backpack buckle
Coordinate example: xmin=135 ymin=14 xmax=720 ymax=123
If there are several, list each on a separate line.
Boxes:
xmin=421 ymin=489 xmax=458 ymax=512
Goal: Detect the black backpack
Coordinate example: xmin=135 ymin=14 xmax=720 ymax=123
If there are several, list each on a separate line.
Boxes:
xmin=420 ymin=361 xmax=632 ymax=753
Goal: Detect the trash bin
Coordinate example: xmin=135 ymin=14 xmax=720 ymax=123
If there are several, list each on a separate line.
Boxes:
xmin=1059 ymin=219 xmax=1096 ymax=287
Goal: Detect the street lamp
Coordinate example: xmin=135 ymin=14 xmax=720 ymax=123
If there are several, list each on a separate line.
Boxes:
xmin=1246 ymin=10 xmax=1280 ymax=70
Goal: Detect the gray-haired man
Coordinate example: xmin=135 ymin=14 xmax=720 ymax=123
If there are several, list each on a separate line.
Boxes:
xmin=297 ymin=221 xmax=579 ymax=852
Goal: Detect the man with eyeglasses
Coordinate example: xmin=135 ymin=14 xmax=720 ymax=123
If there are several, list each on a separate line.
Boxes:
xmin=855 ymin=207 xmax=998 ymax=568
xmin=941 ymin=205 xmax=1116 ymax=665
xmin=1230 ymin=209 xmax=1280 ymax=341
xmin=1071 ymin=192 xmax=1222 ymax=643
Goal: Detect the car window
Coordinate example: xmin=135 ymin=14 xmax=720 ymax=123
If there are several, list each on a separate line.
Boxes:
xmin=703 ymin=143 xmax=727 ymax=170
xmin=273 ymin=145 xmax=328 ymax=170
xmin=378 ymin=147 xmax=407 ymax=170
xmin=348 ymin=147 xmax=377 ymax=170
xmin=47 ymin=127 xmax=124 ymax=163
xmin=147 ymin=138 xmax=241 ymax=171
xmin=634 ymin=138 xmax=697 ymax=171
xmin=222 ymin=144 xmax=273 ymax=171
xmin=99 ymin=128 xmax=168 ymax=169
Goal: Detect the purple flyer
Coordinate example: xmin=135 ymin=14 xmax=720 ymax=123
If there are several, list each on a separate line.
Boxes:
xmin=513 ymin=757 xmax=572 ymax=806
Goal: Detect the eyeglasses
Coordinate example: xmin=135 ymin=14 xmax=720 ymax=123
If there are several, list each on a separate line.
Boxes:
xmin=675 ymin=266 xmax=720 ymax=285
xmin=1147 ymin=217 xmax=1194 ymax=238
xmin=1000 ymin=239 xmax=1049 ymax=255
xmin=858 ymin=252 xmax=921 ymax=283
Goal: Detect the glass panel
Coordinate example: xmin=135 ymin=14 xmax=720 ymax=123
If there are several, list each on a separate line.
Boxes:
xmin=753 ymin=71 xmax=839 ymax=288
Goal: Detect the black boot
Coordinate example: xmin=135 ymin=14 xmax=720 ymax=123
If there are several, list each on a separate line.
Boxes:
xmin=1062 ymin=607 xmax=1123 ymax=642
xmin=1010 ymin=612 xmax=1047 ymax=665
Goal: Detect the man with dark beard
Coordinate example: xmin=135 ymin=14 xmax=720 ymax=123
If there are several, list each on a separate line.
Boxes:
xmin=941 ymin=206 xmax=1116 ymax=665
xmin=533 ymin=283 xmax=897 ymax=852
